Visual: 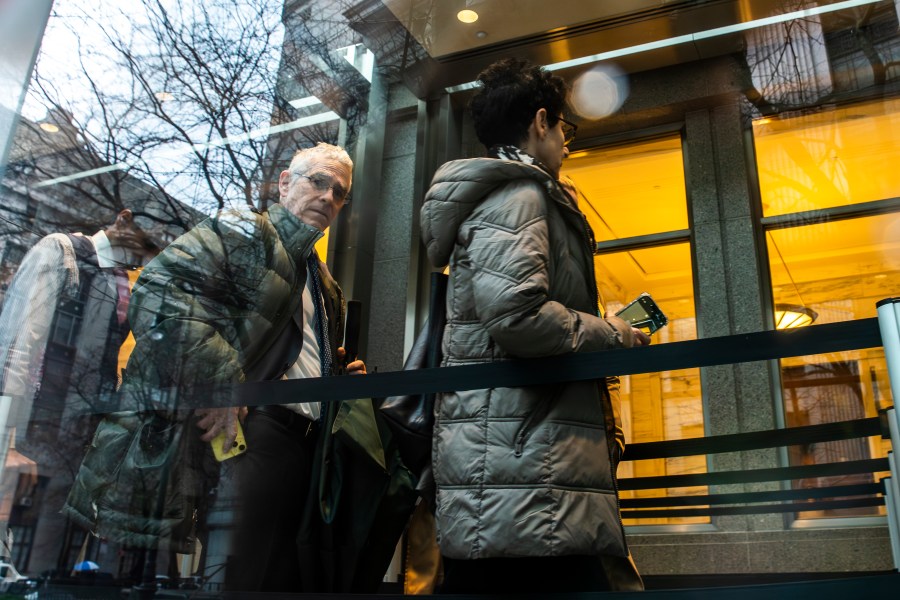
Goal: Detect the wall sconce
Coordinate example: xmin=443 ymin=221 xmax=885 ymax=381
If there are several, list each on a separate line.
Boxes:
xmin=774 ymin=303 xmax=818 ymax=329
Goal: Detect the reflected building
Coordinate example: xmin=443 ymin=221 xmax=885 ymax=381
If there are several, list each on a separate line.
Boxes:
xmin=0 ymin=109 xmax=202 ymax=577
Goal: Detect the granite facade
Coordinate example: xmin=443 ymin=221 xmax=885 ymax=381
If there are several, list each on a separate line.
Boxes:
xmin=356 ymin=56 xmax=893 ymax=576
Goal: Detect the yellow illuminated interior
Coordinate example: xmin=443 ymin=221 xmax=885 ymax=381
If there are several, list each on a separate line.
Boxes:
xmin=563 ymin=136 xmax=689 ymax=242
xmin=766 ymin=216 xmax=895 ymax=518
xmin=116 ymin=268 xmax=142 ymax=377
xmin=563 ymin=139 xmax=706 ymax=525
xmin=766 ymin=214 xmax=899 ymax=324
xmin=754 ymin=98 xmax=900 ymax=217
xmin=755 ymin=101 xmax=898 ymax=519
xmin=315 ymin=227 xmax=329 ymax=262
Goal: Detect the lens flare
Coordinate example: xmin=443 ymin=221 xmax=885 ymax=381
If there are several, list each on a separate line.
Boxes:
xmin=569 ymin=65 xmax=629 ymax=120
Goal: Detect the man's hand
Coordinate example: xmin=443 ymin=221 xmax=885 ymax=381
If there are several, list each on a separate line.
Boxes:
xmin=336 ymin=346 xmax=366 ymax=375
xmin=195 ymin=406 xmax=248 ymax=452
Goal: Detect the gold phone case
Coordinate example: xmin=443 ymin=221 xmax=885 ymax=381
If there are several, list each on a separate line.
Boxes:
xmin=211 ymin=421 xmax=247 ymax=461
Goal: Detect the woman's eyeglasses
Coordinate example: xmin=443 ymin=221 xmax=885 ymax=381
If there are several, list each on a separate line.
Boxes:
xmin=559 ymin=117 xmax=578 ymax=147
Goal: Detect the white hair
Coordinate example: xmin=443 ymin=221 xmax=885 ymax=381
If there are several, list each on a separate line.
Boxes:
xmin=288 ymin=143 xmax=353 ymax=188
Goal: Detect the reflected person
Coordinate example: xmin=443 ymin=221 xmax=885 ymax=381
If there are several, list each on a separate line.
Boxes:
xmin=0 ymin=209 xmax=158 ymax=456
xmin=64 ymin=143 xmax=364 ymax=593
xmin=420 ymin=58 xmax=650 ymax=594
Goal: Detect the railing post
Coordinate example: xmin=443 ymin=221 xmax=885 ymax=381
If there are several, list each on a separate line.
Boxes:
xmin=878 ymin=297 xmax=900 ymax=409
xmin=876 ymin=298 xmax=900 ymax=571
xmin=886 ymin=468 xmax=900 ymax=570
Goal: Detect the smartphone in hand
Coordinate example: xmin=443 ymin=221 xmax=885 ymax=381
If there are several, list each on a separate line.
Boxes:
xmin=343 ymin=300 xmax=362 ymax=365
xmin=615 ymin=292 xmax=668 ymax=334
xmin=211 ymin=421 xmax=247 ymax=462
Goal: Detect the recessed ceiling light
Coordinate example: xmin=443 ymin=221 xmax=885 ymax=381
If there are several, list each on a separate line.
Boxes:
xmin=475 ymin=30 xmax=487 ymax=39
xmin=155 ymin=91 xmax=174 ymax=102
xmin=39 ymin=122 xmax=60 ymax=133
xmin=457 ymin=9 xmax=478 ymax=23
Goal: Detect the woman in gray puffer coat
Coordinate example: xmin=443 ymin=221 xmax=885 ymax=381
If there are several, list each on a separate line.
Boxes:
xmin=420 ymin=58 xmax=650 ymax=593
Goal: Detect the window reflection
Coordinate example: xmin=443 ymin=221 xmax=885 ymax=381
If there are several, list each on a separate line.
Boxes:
xmin=781 ymin=351 xmax=891 ymax=519
xmin=598 ymin=246 xmax=705 ymax=526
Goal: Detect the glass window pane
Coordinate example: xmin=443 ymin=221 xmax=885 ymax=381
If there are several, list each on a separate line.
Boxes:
xmin=780 ymin=350 xmax=891 ymax=519
xmin=754 ymin=98 xmax=900 ymax=217
xmin=765 ymin=150 xmax=898 ymax=520
xmin=595 ymin=243 xmax=704 ymax=525
xmin=767 ymin=213 xmax=899 ymax=324
xmin=596 ymin=244 xmax=696 ymax=342
xmin=562 ymin=136 xmax=689 ymax=242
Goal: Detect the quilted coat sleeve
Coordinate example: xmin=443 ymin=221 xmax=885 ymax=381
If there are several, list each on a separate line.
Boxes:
xmin=123 ymin=213 xmax=269 ymax=397
xmin=465 ymin=182 xmax=633 ymax=358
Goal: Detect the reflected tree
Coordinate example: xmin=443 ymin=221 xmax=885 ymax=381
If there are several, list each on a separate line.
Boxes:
xmin=5 ymin=0 xmax=368 ymax=234
xmin=0 ymin=0 xmax=377 ymax=578
xmin=738 ymin=0 xmax=900 ymax=116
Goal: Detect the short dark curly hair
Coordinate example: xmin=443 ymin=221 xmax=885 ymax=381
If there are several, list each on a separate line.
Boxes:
xmin=470 ymin=58 xmax=569 ymax=150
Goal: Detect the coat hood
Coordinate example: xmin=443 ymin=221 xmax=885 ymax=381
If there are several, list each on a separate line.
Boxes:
xmin=421 ymin=157 xmax=561 ymax=268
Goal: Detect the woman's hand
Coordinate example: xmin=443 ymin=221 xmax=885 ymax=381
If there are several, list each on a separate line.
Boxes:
xmin=631 ymin=328 xmax=651 ymax=346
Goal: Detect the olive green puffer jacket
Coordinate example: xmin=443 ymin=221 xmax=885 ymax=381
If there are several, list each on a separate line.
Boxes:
xmin=421 ymin=157 xmax=635 ymax=560
xmin=63 ymin=204 xmax=345 ymax=552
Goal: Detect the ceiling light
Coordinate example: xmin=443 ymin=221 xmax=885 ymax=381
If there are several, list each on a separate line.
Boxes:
xmin=457 ymin=9 xmax=478 ymax=23
xmin=39 ymin=122 xmax=60 ymax=133
xmin=774 ymin=303 xmax=818 ymax=329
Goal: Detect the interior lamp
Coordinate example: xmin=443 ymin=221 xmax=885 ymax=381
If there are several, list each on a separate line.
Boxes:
xmin=774 ymin=303 xmax=818 ymax=329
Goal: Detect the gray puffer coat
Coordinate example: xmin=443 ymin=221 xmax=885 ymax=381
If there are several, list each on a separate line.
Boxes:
xmin=421 ymin=157 xmax=635 ymax=560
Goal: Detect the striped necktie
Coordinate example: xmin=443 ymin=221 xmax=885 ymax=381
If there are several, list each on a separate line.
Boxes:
xmin=306 ymin=253 xmax=333 ymax=377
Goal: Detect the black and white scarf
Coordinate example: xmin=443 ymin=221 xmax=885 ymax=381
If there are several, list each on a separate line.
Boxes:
xmin=488 ymin=144 xmax=567 ymax=203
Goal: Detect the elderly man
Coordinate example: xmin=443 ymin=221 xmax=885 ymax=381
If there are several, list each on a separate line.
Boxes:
xmin=63 ymin=143 xmax=364 ymax=592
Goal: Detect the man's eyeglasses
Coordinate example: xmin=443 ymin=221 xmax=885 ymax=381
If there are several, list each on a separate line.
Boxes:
xmin=294 ymin=172 xmax=351 ymax=204
xmin=559 ymin=117 xmax=578 ymax=147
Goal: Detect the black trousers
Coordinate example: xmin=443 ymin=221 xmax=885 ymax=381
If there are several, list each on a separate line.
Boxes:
xmin=440 ymin=555 xmax=611 ymax=594
xmin=224 ymin=406 xmax=318 ymax=593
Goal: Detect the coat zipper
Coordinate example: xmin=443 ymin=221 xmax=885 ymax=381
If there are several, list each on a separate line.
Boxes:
xmin=553 ymin=181 xmax=628 ymax=552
